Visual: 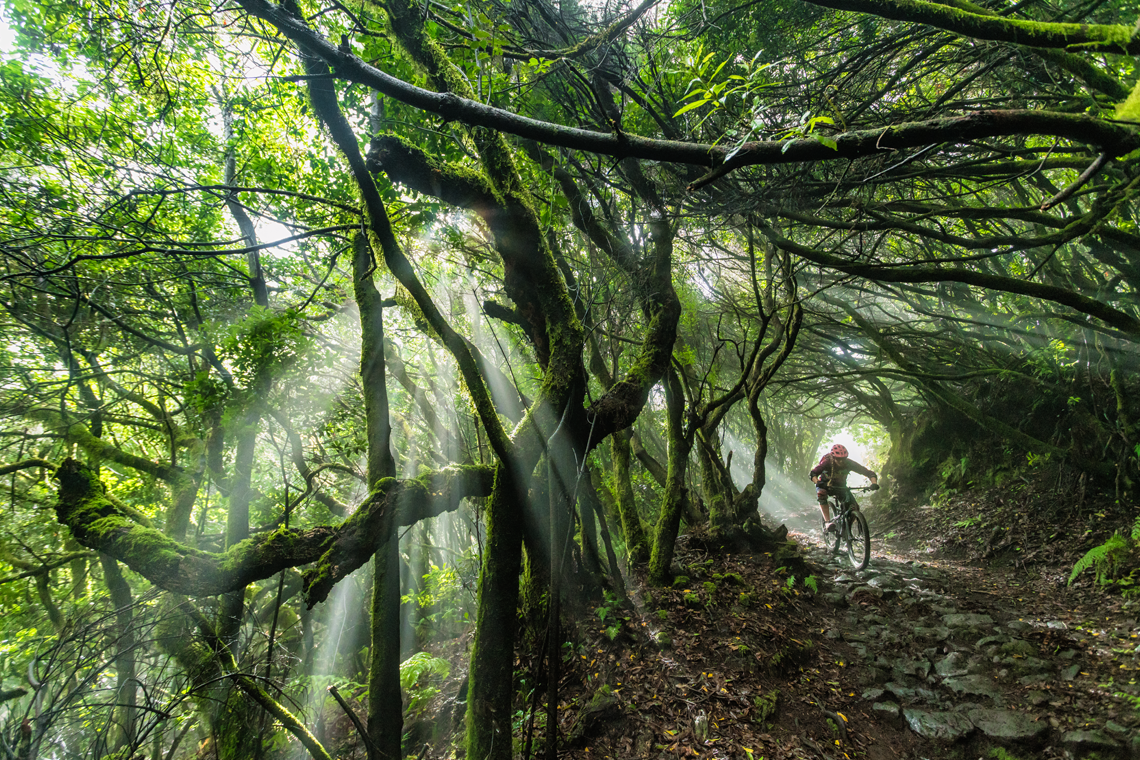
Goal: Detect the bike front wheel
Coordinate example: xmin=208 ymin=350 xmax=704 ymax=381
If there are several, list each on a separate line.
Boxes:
xmin=822 ymin=516 xmax=842 ymax=554
xmin=846 ymin=511 xmax=871 ymax=569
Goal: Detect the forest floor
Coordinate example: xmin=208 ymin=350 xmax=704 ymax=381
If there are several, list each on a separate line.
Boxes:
xmin=406 ymin=479 xmax=1140 ymax=760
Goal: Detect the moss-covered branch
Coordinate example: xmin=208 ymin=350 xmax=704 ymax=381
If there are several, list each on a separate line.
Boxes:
xmin=53 ymin=458 xmax=494 ymax=602
xmin=26 ymin=408 xmax=189 ymax=485
xmin=801 ymin=0 xmax=1140 ymax=54
xmin=297 ymin=46 xmax=514 ymax=467
xmin=769 ymin=199 xmax=1109 ymax=251
xmin=0 ymin=458 xmax=57 ymax=476
xmin=367 ymin=135 xmax=557 ymax=364
xmin=234 ymin=0 xmax=1140 ymax=182
xmin=583 ymin=225 xmax=681 ymax=440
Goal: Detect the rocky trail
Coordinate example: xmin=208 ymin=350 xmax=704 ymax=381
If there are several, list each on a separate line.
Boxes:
xmin=420 ymin=491 xmax=1140 ymax=760
xmin=796 ymin=528 xmax=1140 ymax=758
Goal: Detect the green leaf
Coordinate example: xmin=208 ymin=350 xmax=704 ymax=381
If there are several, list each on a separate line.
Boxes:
xmin=674 ymin=98 xmax=712 ymax=117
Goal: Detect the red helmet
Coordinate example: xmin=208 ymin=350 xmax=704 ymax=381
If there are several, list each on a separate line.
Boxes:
xmin=830 ymin=444 xmax=849 ymax=458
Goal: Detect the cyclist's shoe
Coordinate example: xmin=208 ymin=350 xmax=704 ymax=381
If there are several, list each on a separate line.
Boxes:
xmin=824 ymin=521 xmax=838 ymax=534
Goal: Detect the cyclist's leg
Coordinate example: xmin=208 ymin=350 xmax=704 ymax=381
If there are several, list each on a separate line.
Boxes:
xmin=817 ymin=485 xmax=832 ymax=524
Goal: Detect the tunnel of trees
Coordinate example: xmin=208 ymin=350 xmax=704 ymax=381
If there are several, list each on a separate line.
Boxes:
xmin=0 ymin=0 xmax=1137 ymax=756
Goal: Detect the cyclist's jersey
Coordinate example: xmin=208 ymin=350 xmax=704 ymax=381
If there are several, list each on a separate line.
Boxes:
xmin=810 ymin=454 xmax=876 ymax=489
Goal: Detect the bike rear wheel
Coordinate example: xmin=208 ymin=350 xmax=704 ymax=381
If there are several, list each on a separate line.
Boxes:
xmin=846 ymin=510 xmax=871 ymax=569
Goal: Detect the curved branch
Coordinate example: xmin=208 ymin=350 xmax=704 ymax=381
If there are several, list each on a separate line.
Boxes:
xmin=299 ymin=44 xmax=515 ymax=465
xmin=53 ymin=458 xmax=494 ymax=603
xmin=534 ymin=0 xmax=661 ymax=59
xmin=761 ymin=226 xmax=1140 ymax=337
xmin=23 ymin=408 xmax=190 ymax=486
xmin=800 ymin=0 xmax=1140 ymax=55
xmin=769 ymin=198 xmax=1107 ymax=251
xmin=0 ymin=459 xmax=58 ymax=476
xmin=234 ymin=0 xmax=1140 ymax=178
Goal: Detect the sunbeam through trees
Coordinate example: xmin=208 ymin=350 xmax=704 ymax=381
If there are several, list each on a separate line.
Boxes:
xmin=1 ymin=0 xmax=1138 ymax=757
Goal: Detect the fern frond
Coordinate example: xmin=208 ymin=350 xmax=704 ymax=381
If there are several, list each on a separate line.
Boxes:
xmin=399 ymin=652 xmax=450 ymax=691
xmin=1069 ymin=532 xmax=1129 ymax=585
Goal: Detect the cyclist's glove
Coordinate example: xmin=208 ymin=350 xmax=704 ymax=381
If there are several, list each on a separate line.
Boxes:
xmin=870 ymin=483 xmax=880 ymax=491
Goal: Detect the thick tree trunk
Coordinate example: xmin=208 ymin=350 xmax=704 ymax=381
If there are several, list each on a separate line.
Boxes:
xmin=649 ymin=369 xmax=693 ymax=584
xmin=465 ymin=466 xmax=525 ymax=760
xmin=746 ymin=400 xmax=769 ymax=519
xmin=368 ymin=542 xmax=402 ymax=760
xmin=611 ymin=431 xmax=648 ymax=563
xmin=699 ymin=430 xmax=737 ymax=537
xmin=354 ymin=232 xmax=402 ymax=760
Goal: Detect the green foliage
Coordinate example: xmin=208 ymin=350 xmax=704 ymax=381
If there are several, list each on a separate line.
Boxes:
xmin=399 ymin=652 xmax=451 ymax=714
xmin=1114 ymin=79 xmax=1140 ymax=122
xmin=594 ymin=591 xmax=624 ymax=640
xmin=594 ymin=590 xmax=621 ymax=623
xmin=1068 ymin=518 xmax=1140 ymax=587
xmin=752 ymin=689 xmax=779 ymax=722
xmin=989 ymin=748 xmax=1026 ymax=760
xmin=402 ymin=552 xmax=478 ymax=640
xmin=214 ymin=307 xmax=311 ymax=385
xmin=671 ymin=45 xmax=779 ymax=155
xmin=940 ymin=456 xmax=970 ymax=487
xmin=713 ymin=572 xmax=745 ymax=586
xmin=1101 ymin=677 xmax=1140 ymax=715
xmin=803 ymin=575 xmax=818 ymax=594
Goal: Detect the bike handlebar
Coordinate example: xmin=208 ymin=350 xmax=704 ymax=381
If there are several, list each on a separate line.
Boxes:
xmin=809 ymin=482 xmax=877 ymax=491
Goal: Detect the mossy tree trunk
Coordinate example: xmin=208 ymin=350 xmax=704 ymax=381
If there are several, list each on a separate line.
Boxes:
xmin=466 ymin=467 xmax=526 ymax=759
xmin=650 ymin=368 xmax=694 ymax=584
xmin=746 ymin=401 xmax=769 ymax=518
xmin=99 ymin=555 xmax=136 ymax=755
xmin=699 ymin=428 xmax=738 ymax=536
xmin=352 ymin=230 xmax=402 ymax=760
xmin=611 ymin=431 xmax=649 ymax=563
xmin=217 ymin=103 xmax=270 ymax=651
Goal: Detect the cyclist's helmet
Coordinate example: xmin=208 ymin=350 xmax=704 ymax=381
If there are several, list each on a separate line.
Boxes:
xmin=830 ymin=444 xmax=849 ymax=459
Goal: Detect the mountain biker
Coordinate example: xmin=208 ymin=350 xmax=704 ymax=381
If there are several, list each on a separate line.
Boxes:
xmin=811 ymin=444 xmax=879 ymax=534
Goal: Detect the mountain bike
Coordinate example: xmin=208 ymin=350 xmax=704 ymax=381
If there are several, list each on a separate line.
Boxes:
xmin=818 ymin=485 xmax=876 ymax=570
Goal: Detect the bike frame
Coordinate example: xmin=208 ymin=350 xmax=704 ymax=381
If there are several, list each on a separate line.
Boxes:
xmin=816 ymin=483 xmax=875 ymax=568
xmin=829 ymin=486 xmax=861 ymax=519
xmin=823 ymin=485 xmax=871 ymax=521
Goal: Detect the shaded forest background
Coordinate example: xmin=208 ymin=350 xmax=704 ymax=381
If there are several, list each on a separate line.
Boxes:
xmin=0 ymin=0 xmax=1138 ymax=757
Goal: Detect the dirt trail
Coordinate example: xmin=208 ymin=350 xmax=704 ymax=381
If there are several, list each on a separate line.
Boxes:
xmin=794 ymin=524 xmax=1140 ymax=758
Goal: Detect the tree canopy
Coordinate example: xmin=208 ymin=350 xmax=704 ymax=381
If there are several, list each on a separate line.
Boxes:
xmin=0 ymin=0 xmax=1137 ymax=756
